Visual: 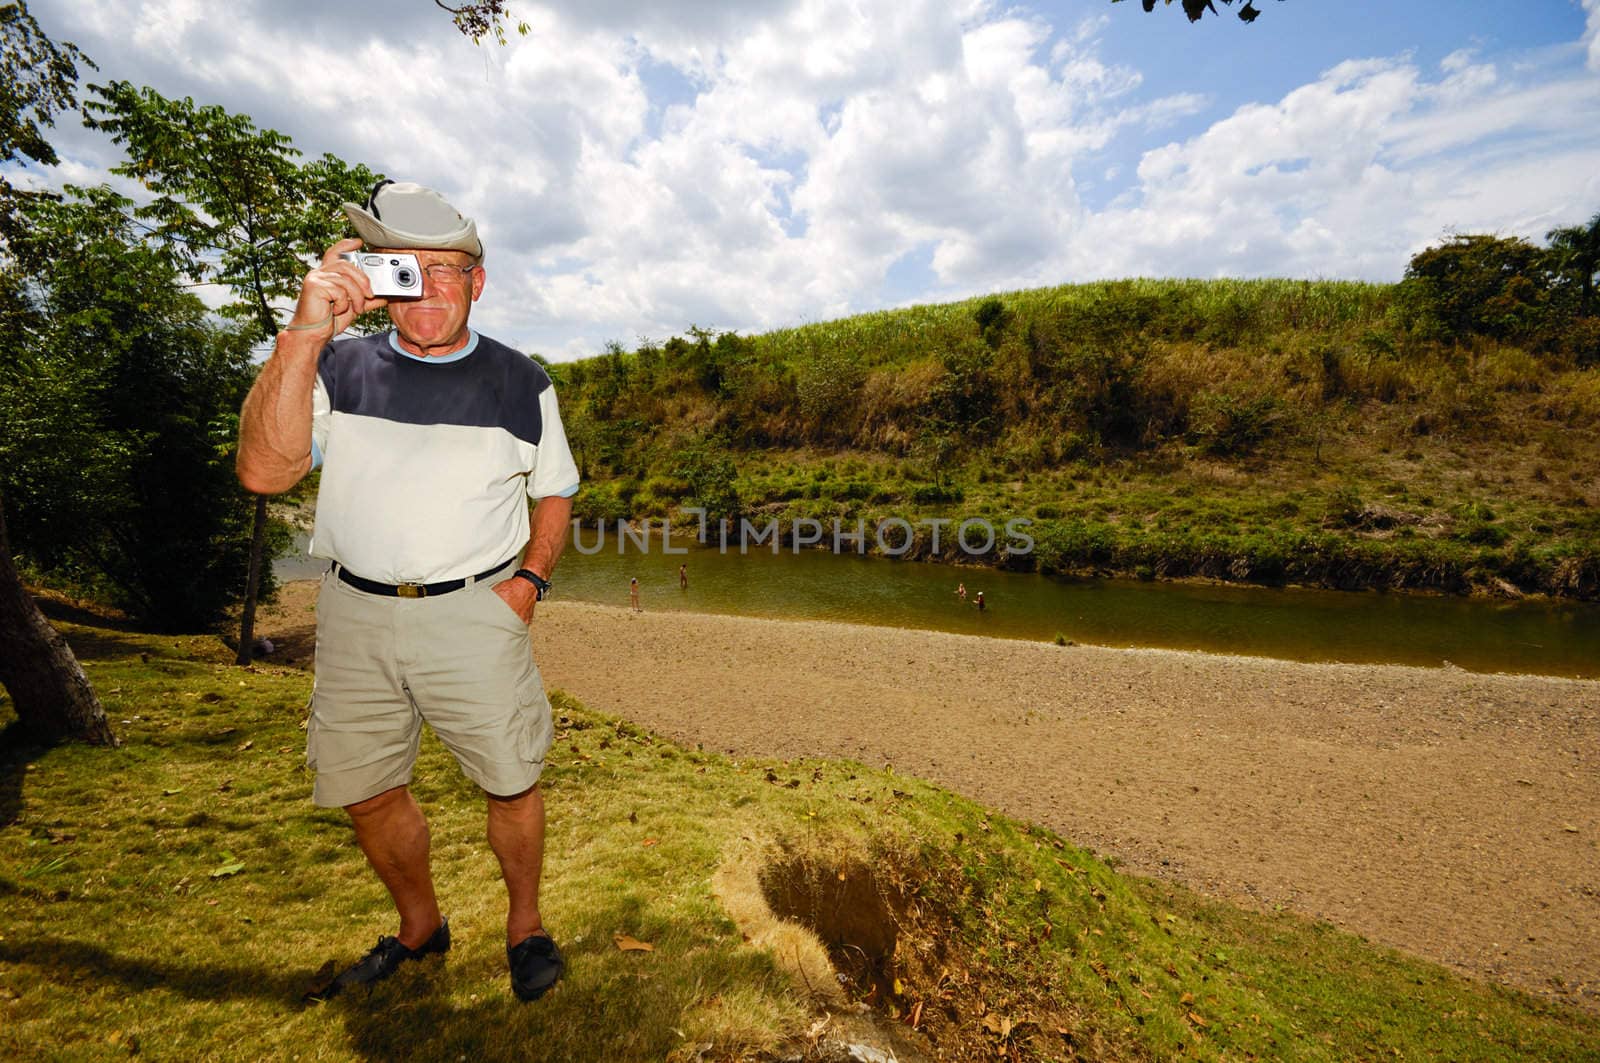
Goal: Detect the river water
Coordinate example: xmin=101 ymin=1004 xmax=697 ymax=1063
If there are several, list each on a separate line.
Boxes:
xmin=275 ymin=529 xmax=1600 ymax=679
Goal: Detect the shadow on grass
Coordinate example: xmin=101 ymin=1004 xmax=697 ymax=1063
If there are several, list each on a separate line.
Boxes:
xmin=333 ymin=960 xmax=693 ymax=1063
xmin=59 ymin=629 xmax=161 ymax=663
xmin=0 ymin=935 xmax=318 ymax=1004
xmin=31 ymin=596 xmax=145 ymax=634
xmin=0 ymin=720 xmax=62 ymax=826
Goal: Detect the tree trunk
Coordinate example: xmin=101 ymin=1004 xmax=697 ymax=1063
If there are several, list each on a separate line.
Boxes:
xmin=236 ymin=294 xmax=282 ymax=668
xmin=0 ymin=494 xmax=115 ymax=746
xmin=235 ymin=493 xmax=268 ymax=666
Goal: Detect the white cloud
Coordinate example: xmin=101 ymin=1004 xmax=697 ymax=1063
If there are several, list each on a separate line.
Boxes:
xmin=1585 ymin=0 xmax=1600 ymax=72
xmin=1052 ymin=46 xmax=1600 ymax=286
xmin=18 ymin=0 xmax=1600 ymax=358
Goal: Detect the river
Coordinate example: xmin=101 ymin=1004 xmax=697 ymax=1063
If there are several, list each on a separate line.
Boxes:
xmin=275 ymin=529 xmax=1600 ymax=679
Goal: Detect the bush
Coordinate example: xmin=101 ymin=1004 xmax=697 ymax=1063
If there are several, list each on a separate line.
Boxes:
xmin=912 ymin=482 xmax=965 ymax=504
xmin=1190 ymin=389 xmax=1285 ymax=455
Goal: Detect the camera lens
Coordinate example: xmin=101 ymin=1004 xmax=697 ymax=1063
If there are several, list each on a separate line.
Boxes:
xmin=395 ymin=266 xmax=418 ymax=288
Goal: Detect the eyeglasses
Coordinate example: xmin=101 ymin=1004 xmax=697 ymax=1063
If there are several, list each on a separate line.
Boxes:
xmin=421 ymin=263 xmax=477 ymax=285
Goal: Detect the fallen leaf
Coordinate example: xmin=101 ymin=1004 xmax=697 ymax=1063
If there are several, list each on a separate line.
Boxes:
xmin=613 ymin=933 xmax=654 ymax=952
xmin=236 ymin=740 xmax=253 ymax=752
xmin=1187 ymin=1012 xmax=1208 ymax=1028
xmin=210 ymin=852 xmax=245 ymax=878
xmin=1180 ymin=992 xmax=1195 ymax=1005
xmin=1033 ymin=879 xmax=1043 ymax=892
xmin=162 ymin=788 xmax=184 ymax=796
xmin=1562 ymin=824 xmax=1580 ymax=833
xmin=641 ymin=838 xmax=659 ymax=847
xmin=982 ymin=1013 xmax=1013 ymax=1039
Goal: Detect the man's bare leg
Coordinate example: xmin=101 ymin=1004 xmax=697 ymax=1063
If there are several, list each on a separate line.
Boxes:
xmin=487 ymin=783 xmax=546 ymax=945
xmin=346 ymin=785 xmax=442 ymax=948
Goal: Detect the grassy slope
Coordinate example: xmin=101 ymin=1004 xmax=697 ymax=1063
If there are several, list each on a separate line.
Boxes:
xmin=562 ymin=279 xmax=1600 ymax=599
xmin=2 ymin=617 xmax=1598 ymax=1062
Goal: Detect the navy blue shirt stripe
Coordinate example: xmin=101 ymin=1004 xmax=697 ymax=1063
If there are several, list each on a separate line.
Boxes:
xmin=317 ymin=331 xmax=552 ymax=446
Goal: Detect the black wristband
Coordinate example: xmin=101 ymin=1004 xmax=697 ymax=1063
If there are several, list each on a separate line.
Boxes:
xmin=514 ymin=568 xmax=551 ymax=601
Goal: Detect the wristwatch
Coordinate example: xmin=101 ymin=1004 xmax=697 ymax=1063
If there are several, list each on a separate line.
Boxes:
xmin=514 ymin=568 xmax=551 ymax=601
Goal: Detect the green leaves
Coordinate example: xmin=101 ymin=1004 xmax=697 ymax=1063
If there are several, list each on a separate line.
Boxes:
xmin=80 ymin=79 xmax=383 ymax=341
xmin=1113 ymin=0 xmax=1270 ymax=24
xmin=209 ymin=852 xmax=245 ymax=879
xmin=0 ymin=1 xmax=92 ymax=172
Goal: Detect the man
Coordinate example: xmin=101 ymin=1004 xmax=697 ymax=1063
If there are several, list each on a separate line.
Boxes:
xmin=236 ymin=180 xmax=578 ymax=1003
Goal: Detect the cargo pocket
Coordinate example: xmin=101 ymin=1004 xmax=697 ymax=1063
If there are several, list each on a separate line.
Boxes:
xmin=514 ymin=676 xmax=554 ymax=768
xmin=303 ymin=704 xmax=322 ymax=772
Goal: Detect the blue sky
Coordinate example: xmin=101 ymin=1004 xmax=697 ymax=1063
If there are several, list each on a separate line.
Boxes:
xmin=17 ymin=0 xmax=1600 ymax=359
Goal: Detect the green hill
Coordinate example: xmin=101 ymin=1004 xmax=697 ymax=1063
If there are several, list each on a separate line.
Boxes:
xmin=554 ymin=278 xmax=1600 ymax=599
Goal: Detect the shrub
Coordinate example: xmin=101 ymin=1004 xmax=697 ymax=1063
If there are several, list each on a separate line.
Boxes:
xmin=1190 ymin=389 xmax=1285 ymax=455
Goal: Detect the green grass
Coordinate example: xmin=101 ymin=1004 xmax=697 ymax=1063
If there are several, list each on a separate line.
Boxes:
xmin=3 ymin=618 xmax=1599 ymax=1061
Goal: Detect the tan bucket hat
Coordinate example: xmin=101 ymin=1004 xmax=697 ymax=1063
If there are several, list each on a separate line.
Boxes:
xmin=342 ymin=179 xmax=483 ymax=259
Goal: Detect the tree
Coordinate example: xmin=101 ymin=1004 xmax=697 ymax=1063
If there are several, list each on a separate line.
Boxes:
xmin=1111 ymin=0 xmax=1275 ymax=25
xmin=434 ymin=0 xmax=530 ymax=43
xmin=0 ymin=0 xmax=112 ymax=745
xmin=0 ymin=1 xmax=89 ymax=212
xmin=82 ymin=82 xmax=382 ymax=663
xmin=1400 ymin=233 xmax=1554 ymax=342
xmin=0 ymin=490 xmax=113 ymax=745
xmin=1547 ymin=212 xmax=1600 ymax=318
xmin=2 ymin=184 xmax=263 ymax=629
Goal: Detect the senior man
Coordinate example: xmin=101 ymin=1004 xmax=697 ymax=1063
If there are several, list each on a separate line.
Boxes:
xmin=237 ymin=180 xmax=577 ymax=1003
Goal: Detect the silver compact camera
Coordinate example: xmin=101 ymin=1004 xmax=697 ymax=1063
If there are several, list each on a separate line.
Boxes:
xmin=338 ymin=251 xmax=423 ymax=298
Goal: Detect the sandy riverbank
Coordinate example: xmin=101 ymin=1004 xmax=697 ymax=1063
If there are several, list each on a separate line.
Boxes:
xmin=256 ymin=583 xmax=1600 ymax=1010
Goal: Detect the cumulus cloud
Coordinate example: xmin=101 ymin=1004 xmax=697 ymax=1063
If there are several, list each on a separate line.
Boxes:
xmin=17 ymin=0 xmax=1600 ymax=357
xmin=1585 ymin=0 xmax=1600 ymax=72
xmin=1068 ymin=50 xmax=1600 ymax=284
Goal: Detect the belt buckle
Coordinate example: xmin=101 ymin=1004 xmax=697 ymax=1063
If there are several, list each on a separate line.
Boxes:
xmin=396 ymin=583 xmax=425 ymax=599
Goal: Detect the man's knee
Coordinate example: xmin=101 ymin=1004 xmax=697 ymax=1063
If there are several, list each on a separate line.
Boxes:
xmin=345 ymin=783 xmax=412 ymax=821
xmin=488 ymin=782 xmax=540 ymax=807
xmin=486 ymin=783 xmax=542 ymax=822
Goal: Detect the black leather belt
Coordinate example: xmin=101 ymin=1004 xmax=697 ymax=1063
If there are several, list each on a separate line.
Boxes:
xmin=334 ymin=557 xmax=516 ymax=599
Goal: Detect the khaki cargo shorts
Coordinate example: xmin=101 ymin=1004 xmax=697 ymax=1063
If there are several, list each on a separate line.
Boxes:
xmin=305 ymin=560 xmax=553 ymax=808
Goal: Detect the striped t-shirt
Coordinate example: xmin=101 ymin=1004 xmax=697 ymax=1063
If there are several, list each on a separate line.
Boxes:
xmin=308 ymin=330 xmax=580 ymax=584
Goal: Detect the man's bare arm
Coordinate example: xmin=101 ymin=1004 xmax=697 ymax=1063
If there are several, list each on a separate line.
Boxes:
xmin=236 ymin=329 xmax=323 ymax=494
xmin=236 ymin=238 xmax=387 ymax=495
xmin=494 ymin=493 xmax=575 ymax=622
